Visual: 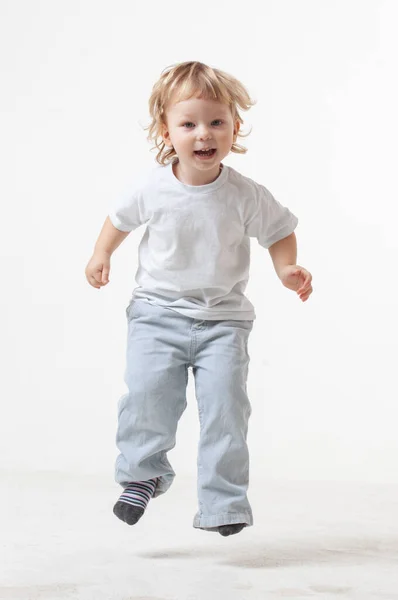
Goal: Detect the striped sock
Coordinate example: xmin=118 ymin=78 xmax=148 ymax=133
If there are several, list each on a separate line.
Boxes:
xmin=113 ymin=477 xmax=158 ymax=525
xmin=119 ymin=478 xmax=158 ymax=509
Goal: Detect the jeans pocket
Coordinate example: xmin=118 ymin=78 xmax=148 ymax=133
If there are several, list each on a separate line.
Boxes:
xmin=117 ymin=393 xmax=127 ymax=419
xmin=235 ymin=319 xmax=254 ymax=332
xmin=125 ymin=299 xmax=138 ymax=322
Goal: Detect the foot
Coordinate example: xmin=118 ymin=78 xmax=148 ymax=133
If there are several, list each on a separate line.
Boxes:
xmin=113 ymin=501 xmax=144 ymax=525
xmin=113 ymin=478 xmax=158 ymax=525
xmin=218 ymin=523 xmax=246 ymax=536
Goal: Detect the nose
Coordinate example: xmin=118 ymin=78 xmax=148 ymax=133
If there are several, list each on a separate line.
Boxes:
xmin=197 ymin=125 xmax=212 ymax=141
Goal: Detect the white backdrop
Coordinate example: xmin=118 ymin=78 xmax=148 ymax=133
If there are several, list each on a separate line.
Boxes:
xmin=1 ymin=0 xmax=397 ymax=485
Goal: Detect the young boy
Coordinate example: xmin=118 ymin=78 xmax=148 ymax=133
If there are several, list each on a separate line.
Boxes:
xmin=85 ymin=61 xmax=313 ymax=537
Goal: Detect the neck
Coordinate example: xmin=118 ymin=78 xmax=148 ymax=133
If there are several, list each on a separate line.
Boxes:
xmin=173 ymin=160 xmax=223 ymax=186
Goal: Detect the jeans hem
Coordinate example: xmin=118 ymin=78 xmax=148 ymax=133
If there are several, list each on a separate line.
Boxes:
xmin=114 ymin=460 xmax=174 ymax=499
xmin=152 ymin=476 xmax=173 ymax=498
xmin=193 ymin=511 xmax=253 ymax=530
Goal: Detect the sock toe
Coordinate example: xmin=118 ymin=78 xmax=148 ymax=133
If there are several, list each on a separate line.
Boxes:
xmin=113 ymin=501 xmax=144 ymax=525
xmin=218 ymin=523 xmax=246 ymax=536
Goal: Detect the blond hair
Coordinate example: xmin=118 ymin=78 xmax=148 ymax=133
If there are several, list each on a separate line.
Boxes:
xmin=143 ymin=61 xmax=257 ymax=166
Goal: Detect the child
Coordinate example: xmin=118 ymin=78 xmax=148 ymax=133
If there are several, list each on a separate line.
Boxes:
xmin=85 ymin=61 xmax=313 ymax=537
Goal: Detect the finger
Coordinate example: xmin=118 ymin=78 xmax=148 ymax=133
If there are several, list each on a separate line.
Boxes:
xmin=94 ymin=270 xmax=106 ymax=285
xmin=301 ymin=284 xmax=313 ymax=293
xmin=293 ymin=270 xmax=305 ymax=292
xmin=298 ymin=275 xmax=311 ymax=294
xmin=299 ymin=287 xmax=313 ymax=299
xmin=297 ymin=284 xmax=311 ymax=295
xmin=89 ymin=275 xmax=101 ymax=288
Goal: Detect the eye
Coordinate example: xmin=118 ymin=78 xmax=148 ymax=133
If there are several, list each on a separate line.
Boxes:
xmin=182 ymin=120 xmax=224 ymax=128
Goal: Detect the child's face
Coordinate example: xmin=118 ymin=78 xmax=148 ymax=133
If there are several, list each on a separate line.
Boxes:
xmin=162 ymin=94 xmax=239 ymax=176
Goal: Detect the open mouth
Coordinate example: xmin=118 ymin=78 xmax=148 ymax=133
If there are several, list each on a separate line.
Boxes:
xmin=194 ymin=149 xmax=217 ymax=157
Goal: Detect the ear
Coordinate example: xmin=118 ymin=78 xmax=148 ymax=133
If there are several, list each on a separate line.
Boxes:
xmin=162 ymin=122 xmax=173 ymax=148
xmin=233 ymin=119 xmax=240 ymax=140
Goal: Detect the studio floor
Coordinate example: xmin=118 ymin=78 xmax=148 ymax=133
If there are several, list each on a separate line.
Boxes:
xmin=1 ymin=470 xmax=397 ymax=600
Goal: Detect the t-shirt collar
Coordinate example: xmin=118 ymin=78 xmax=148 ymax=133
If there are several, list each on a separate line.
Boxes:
xmin=167 ymin=159 xmax=228 ymax=194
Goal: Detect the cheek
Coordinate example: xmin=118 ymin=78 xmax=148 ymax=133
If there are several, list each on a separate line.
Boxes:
xmin=180 ymin=134 xmax=193 ymax=146
xmin=217 ymin=132 xmax=232 ymax=144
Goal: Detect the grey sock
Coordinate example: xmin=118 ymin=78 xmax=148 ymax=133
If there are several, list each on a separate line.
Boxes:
xmin=218 ymin=523 xmax=246 ymax=536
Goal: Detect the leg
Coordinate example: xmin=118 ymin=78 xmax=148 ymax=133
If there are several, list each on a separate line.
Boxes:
xmin=191 ymin=318 xmax=254 ymax=531
xmin=115 ymin=299 xmax=189 ymax=499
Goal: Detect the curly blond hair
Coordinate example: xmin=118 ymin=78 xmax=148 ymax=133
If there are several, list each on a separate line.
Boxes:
xmin=143 ymin=61 xmax=257 ymax=166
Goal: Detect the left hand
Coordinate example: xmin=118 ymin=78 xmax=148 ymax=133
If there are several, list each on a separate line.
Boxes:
xmin=278 ymin=265 xmax=313 ymax=302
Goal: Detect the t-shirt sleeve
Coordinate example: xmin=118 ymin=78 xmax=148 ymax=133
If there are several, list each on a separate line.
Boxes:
xmin=108 ymin=177 xmax=148 ymax=232
xmin=245 ymin=183 xmax=299 ymax=249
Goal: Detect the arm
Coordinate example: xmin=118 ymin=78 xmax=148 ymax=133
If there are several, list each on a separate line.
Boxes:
xmin=94 ymin=216 xmax=131 ymax=256
xmin=268 ymin=232 xmax=313 ymax=302
xmin=85 ymin=217 xmax=131 ymax=289
xmin=268 ymin=232 xmax=297 ymax=279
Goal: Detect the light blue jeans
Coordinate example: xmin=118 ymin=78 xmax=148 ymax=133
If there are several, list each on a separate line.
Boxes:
xmin=115 ymin=298 xmax=254 ymax=530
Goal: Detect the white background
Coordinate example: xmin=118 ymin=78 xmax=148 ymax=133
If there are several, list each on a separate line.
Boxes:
xmin=1 ymin=0 xmax=397 ymax=485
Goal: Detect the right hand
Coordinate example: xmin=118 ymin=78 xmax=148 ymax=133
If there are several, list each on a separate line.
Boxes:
xmin=85 ymin=251 xmax=111 ymax=289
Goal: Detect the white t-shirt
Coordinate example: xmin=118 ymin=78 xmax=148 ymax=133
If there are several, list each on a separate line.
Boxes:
xmin=108 ymin=160 xmax=298 ymax=321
